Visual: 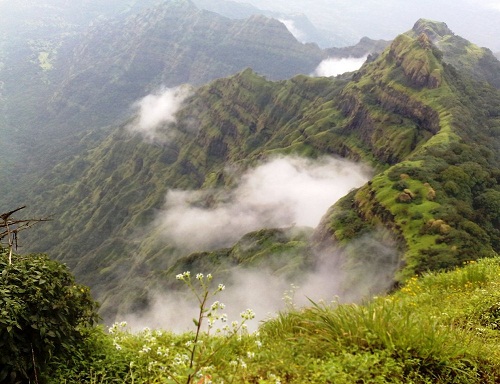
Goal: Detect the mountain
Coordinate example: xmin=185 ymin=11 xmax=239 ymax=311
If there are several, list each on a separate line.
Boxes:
xmin=229 ymin=0 xmax=500 ymax=52
xmin=407 ymin=19 xmax=500 ymax=88
xmin=47 ymin=0 xmax=326 ymax=132
xmin=192 ymin=0 xmax=348 ymax=47
xmin=0 ymin=0 xmax=160 ymax=141
xmin=0 ymin=0 xmax=332 ymax=204
xmin=11 ymin=19 xmax=499 ymax=321
xmin=324 ymin=36 xmax=391 ymax=58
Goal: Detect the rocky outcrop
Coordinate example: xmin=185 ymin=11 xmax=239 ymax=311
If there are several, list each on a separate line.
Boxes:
xmin=409 ymin=19 xmax=500 ymax=89
xmin=388 ymin=34 xmax=442 ymax=89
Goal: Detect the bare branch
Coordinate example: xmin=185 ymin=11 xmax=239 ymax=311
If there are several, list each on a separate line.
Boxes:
xmin=0 ymin=206 xmax=51 ymax=264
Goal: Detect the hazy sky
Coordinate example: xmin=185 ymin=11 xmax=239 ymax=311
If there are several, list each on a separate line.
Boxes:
xmin=230 ymin=0 xmax=500 ymax=51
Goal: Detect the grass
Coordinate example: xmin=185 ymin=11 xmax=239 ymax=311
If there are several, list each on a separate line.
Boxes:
xmin=45 ymin=257 xmax=500 ymax=383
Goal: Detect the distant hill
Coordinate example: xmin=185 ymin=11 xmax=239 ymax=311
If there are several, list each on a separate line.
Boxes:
xmin=0 ymin=0 xmax=333 ymax=203
xmin=192 ymin=0 xmax=348 ymax=47
xmin=325 ymin=37 xmax=391 ymax=58
xmin=48 ymin=0 xmax=326 ymax=132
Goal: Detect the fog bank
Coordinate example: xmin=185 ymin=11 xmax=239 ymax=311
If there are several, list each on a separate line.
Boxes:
xmin=154 ymin=156 xmax=371 ymax=251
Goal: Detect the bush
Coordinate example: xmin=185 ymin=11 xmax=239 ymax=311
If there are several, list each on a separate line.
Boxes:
xmin=0 ymin=251 xmax=99 ymax=383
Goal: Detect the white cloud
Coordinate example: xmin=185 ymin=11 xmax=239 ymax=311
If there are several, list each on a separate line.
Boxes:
xmin=278 ymin=18 xmax=306 ymax=42
xmin=154 ymin=155 xmax=370 ymax=251
xmin=312 ymin=56 xmax=367 ymax=77
xmin=128 ymin=85 xmax=192 ymax=142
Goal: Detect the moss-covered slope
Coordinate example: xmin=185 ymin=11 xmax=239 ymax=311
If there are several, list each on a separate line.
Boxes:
xmin=17 ymin=21 xmax=500 ymax=319
xmin=408 ymin=19 xmax=500 ymax=88
xmin=318 ymin=26 xmax=500 ymax=280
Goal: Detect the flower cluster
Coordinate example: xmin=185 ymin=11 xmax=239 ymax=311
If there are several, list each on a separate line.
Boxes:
xmin=240 ymin=308 xmax=256 ymax=321
xmin=176 ymin=271 xmax=191 ymax=281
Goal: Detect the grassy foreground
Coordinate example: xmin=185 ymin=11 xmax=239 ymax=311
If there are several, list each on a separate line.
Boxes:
xmin=46 ymin=258 xmax=500 ymax=383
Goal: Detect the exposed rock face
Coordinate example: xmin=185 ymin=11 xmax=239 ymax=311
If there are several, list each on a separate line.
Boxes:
xmin=388 ymin=34 xmax=442 ymax=89
xmin=412 ymin=19 xmax=454 ymax=41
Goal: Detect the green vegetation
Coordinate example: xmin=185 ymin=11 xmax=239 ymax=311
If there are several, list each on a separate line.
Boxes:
xmin=320 ymin=22 xmax=500 ymax=282
xmin=408 ymin=19 xmax=500 ymax=88
xmin=42 ymin=258 xmax=500 ymax=383
xmin=3 ymin=9 xmax=500 ymax=382
xmin=0 ymin=251 xmax=98 ymax=383
xmin=9 ymin=21 xmax=499 ymax=319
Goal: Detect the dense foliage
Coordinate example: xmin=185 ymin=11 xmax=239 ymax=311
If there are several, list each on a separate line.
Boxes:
xmin=0 ymin=251 xmax=99 ymax=383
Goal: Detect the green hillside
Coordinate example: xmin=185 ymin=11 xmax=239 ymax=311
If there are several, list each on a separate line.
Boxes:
xmin=0 ymin=0 xmax=331 ymax=205
xmin=11 ymin=20 xmax=499 ymax=321
xmin=38 ymin=0 xmax=326 ymax=136
xmin=42 ymin=256 xmax=500 ymax=383
xmin=2 ymin=16 xmax=500 ymax=383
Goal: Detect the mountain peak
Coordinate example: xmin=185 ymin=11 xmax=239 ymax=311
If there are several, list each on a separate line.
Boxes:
xmin=412 ymin=19 xmax=454 ymax=41
xmin=386 ymin=33 xmax=443 ymax=89
xmin=409 ymin=18 xmax=500 ymax=88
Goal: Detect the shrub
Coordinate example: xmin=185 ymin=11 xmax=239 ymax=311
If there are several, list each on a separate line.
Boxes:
xmin=0 ymin=251 xmax=99 ymax=383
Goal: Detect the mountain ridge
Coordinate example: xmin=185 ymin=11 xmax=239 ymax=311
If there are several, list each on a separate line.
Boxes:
xmin=4 ymin=19 xmax=500 ymax=320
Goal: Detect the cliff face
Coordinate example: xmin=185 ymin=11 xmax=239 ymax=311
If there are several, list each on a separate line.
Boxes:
xmin=408 ymin=19 xmax=500 ymax=88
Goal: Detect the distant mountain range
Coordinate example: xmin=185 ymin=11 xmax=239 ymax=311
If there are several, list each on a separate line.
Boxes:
xmin=191 ymin=0 xmax=348 ymax=47
xmin=1 ymin=1 xmax=499 ymax=322
xmin=0 ymin=0 xmax=386 ymax=199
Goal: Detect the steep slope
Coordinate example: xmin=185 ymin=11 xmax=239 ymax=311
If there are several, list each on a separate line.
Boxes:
xmin=21 ymin=71 xmax=352 ymax=317
xmin=14 ymin=21 xmax=500 ymax=320
xmin=0 ymin=0 xmax=160 ymax=150
xmin=0 ymin=0 xmax=328 ymax=204
xmin=408 ymin=19 xmax=500 ymax=88
xmin=48 ymin=0 xmax=325 ymax=132
xmin=316 ymin=29 xmax=500 ymax=279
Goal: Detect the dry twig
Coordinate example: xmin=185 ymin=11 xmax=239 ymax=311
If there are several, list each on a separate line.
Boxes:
xmin=0 ymin=206 xmax=51 ymax=264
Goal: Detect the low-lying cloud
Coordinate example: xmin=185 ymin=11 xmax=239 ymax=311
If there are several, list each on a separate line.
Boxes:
xmin=128 ymin=85 xmax=191 ymax=142
xmin=154 ymin=156 xmax=371 ymax=251
xmin=121 ymin=155 xmax=400 ymax=333
xmin=313 ymin=56 xmax=367 ymax=77
xmin=124 ymin=229 xmax=399 ymax=333
xmin=278 ymin=18 xmax=306 ymax=42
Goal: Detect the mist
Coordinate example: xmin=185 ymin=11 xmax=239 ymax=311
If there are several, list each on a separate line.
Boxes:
xmin=127 ymin=85 xmax=191 ymax=142
xmin=278 ymin=18 xmax=306 ymax=42
xmin=154 ymin=156 xmax=371 ymax=251
xmin=230 ymin=0 xmax=500 ymax=51
xmin=124 ymin=228 xmax=399 ymax=333
xmin=120 ymin=152 xmax=403 ymax=332
xmin=313 ymin=56 xmax=368 ymax=77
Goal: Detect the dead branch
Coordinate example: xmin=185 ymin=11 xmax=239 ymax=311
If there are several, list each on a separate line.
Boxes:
xmin=0 ymin=206 xmax=51 ymax=264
